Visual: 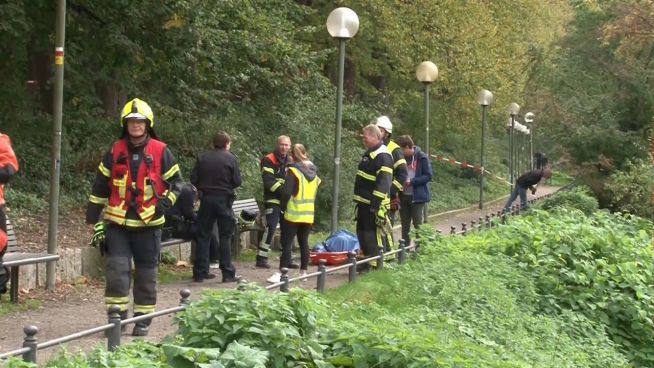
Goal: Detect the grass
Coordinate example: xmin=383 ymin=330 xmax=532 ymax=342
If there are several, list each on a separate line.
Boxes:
xmin=550 ymin=170 xmax=574 ymax=186
xmin=158 ymin=264 xmax=192 ymax=284
xmin=0 ymin=294 xmax=42 ymax=316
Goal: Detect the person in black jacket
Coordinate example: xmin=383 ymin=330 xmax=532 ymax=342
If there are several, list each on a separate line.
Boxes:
xmin=164 ymin=183 xmax=221 ymax=267
xmin=256 ymin=135 xmax=292 ymax=269
xmin=353 ymin=124 xmax=393 ymax=272
xmin=190 ymin=131 xmax=241 ymax=283
xmin=503 ymin=167 xmax=552 ymax=211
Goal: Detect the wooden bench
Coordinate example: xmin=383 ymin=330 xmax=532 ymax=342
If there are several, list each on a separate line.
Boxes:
xmin=161 ymin=198 xmax=263 ymax=257
xmin=2 ymin=218 xmax=60 ymax=303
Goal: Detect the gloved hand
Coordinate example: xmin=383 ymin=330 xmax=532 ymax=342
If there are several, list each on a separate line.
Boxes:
xmin=90 ymin=222 xmax=106 ymax=248
xmin=155 ymin=197 xmax=173 ymax=218
xmin=373 ymin=207 xmax=388 ymax=227
xmin=390 ymin=194 xmax=400 ymax=211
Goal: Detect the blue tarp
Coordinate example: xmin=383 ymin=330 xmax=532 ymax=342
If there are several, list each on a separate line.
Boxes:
xmin=312 ymin=229 xmax=359 ymax=253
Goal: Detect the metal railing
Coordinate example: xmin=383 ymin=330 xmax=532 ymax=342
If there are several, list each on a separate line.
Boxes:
xmin=0 ymin=192 xmax=555 ymax=364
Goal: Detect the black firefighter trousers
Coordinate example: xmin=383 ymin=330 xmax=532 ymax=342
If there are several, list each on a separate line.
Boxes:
xmin=105 ymin=224 xmax=161 ymax=322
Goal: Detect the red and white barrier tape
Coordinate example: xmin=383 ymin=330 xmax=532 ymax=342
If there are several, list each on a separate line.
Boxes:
xmin=430 ymin=154 xmax=512 ymax=185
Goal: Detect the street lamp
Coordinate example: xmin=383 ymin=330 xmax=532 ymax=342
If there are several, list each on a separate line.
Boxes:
xmin=416 ymin=61 xmax=439 ymax=156
xmin=507 ymin=102 xmax=520 ymax=191
xmin=477 ymin=89 xmax=493 ymax=209
xmin=327 ymin=7 xmax=359 ymax=234
xmin=524 ymin=112 xmax=535 ymax=169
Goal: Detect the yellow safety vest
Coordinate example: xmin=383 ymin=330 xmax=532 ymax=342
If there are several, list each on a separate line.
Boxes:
xmin=284 ymin=167 xmax=320 ymax=224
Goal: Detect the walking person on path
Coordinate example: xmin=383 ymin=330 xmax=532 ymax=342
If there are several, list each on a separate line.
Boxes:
xmin=267 ymin=144 xmax=320 ymax=283
xmin=86 ymin=98 xmax=182 ymax=336
xmin=503 ymin=167 xmax=552 ymax=211
xmin=190 ymin=131 xmax=241 ymax=283
xmin=396 ymin=135 xmax=432 ymax=246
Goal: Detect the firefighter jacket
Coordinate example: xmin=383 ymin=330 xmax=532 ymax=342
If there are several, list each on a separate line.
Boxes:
xmin=260 ymin=151 xmax=289 ymax=207
xmin=386 ymin=139 xmax=408 ymax=197
xmin=0 ymin=133 xmax=18 ymax=256
xmin=86 ymin=137 xmax=182 ymax=227
xmin=281 ymin=162 xmax=320 ymax=224
xmin=353 ymin=143 xmax=393 ymax=212
xmin=0 ymin=134 xmax=18 ymax=207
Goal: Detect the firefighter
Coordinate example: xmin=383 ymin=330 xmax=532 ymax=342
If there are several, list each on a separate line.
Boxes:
xmin=0 ymin=132 xmax=18 ymax=295
xmin=256 ymin=135 xmax=297 ymax=269
xmin=86 ymin=98 xmax=182 ymax=337
xmin=354 ymin=124 xmax=393 ymax=273
xmin=374 ymin=116 xmax=407 ymax=228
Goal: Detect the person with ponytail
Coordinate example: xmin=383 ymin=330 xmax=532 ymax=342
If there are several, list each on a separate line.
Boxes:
xmin=267 ymin=144 xmax=320 ymax=283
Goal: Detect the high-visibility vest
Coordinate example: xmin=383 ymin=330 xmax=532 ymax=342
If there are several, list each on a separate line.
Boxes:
xmin=105 ymin=139 xmax=168 ymax=227
xmin=284 ymin=167 xmax=320 ymax=224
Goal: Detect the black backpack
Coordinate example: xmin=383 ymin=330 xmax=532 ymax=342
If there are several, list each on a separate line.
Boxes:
xmin=0 ymin=264 xmax=8 ymax=295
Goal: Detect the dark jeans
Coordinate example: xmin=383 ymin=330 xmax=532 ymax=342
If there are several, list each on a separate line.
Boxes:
xmin=194 ymin=194 xmax=236 ymax=280
xmin=280 ymin=218 xmax=311 ymax=270
xmin=504 ymin=186 xmax=528 ymax=211
xmin=399 ymin=195 xmax=425 ymax=245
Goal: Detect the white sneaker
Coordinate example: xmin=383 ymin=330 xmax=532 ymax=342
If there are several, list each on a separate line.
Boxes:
xmin=209 ymin=263 xmax=220 ymax=269
xmin=299 ymin=270 xmax=308 ymax=282
xmin=267 ymin=272 xmax=281 ymax=284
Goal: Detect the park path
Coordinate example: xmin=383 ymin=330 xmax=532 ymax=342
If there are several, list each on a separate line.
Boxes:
xmin=0 ymin=185 xmax=559 ymax=364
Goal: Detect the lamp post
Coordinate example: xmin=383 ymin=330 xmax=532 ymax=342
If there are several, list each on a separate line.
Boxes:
xmin=525 ymin=112 xmax=534 ymax=169
xmin=477 ymin=89 xmax=493 ymax=209
xmin=508 ymin=102 xmax=520 ymax=191
xmin=327 ymin=7 xmax=359 ymax=234
xmin=415 ymin=61 xmax=439 ymax=157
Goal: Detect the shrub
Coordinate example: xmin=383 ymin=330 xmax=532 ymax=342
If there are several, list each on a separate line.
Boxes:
xmin=604 ymin=159 xmax=653 ymax=219
xmin=537 ymin=186 xmax=599 ymax=215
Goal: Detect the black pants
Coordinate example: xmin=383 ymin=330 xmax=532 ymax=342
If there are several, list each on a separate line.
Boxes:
xmin=280 ymin=218 xmax=311 ymax=270
xmin=105 ymin=224 xmax=161 ymax=316
xmin=399 ymin=195 xmax=426 ymax=245
xmin=257 ymin=205 xmax=281 ymax=260
xmin=194 ymin=194 xmax=236 ymax=280
xmin=356 ymin=204 xmax=390 ymax=258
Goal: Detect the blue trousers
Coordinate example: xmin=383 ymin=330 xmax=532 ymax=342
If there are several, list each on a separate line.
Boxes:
xmin=504 ymin=186 xmax=527 ymax=211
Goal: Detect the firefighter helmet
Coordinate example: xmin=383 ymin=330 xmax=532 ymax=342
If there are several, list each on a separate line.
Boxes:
xmin=238 ymin=208 xmax=258 ymax=231
xmin=120 ymin=98 xmax=154 ymax=128
xmin=374 ymin=115 xmax=392 ymax=134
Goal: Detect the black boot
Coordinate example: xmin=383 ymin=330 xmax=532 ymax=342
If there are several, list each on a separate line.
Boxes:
xmin=132 ymin=312 xmax=152 ymax=337
xmin=255 ymin=256 xmax=271 ymax=269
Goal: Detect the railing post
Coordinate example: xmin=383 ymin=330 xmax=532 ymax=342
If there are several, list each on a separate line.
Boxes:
xmin=280 ymin=268 xmax=290 ymax=293
xmin=377 ymin=248 xmax=384 ymax=270
xmin=461 ymin=223 xmax=467 ymax=235
xmin=179 ymin=289 xmax=191 ymax=306
xmin=502 ymin=210 xmax=507 ymax=224
xmin=22 ymin=325 xmax=38 ymax=363
xmin=317 ymin=260 xmax=326 ymax=293
xmin=398 ymin=239 xmax=406 ymax=265
xmin=347 ymin=252 xmax=357 ymax=283
xmin=470 ymin=220 xmax=476 ymax=230
xmin=485 ymin=215 xmax=491 ymax=228
xmin=450 ymin=226 xmax=456 ymax=235
xmin=478 ymin=217 xmax=483 ymax=229
xmin=107 ymin=305 xmax=122 ymax=352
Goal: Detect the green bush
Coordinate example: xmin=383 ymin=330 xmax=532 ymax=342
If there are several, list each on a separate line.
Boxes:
xmin=537 ymin=186 xmax=599 ymax=215
xmin=604 ymin=159 xmax=653 ymax=219
xmin=479 ymin=208 xmax=654 ymax=366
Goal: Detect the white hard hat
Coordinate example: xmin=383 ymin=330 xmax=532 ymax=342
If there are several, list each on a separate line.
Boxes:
xmin=375 ymin=115 xmax=392 ymax=134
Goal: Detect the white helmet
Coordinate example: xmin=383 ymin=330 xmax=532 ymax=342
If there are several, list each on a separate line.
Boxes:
xmin=375 ymin=115 xmax=393 ymax=134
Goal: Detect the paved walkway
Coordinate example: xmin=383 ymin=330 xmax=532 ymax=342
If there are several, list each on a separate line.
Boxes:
xmin=0 ymin=185 xmax=559 ymax=363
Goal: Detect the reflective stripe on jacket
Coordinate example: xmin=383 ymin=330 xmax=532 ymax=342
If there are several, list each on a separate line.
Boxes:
xmin=284 ymin=167 xmax=320 ymax=224
xmin=105 ymin=139 xmax=168 ymax=227
xmin=353 ymin=144 xmax=393 ymax=211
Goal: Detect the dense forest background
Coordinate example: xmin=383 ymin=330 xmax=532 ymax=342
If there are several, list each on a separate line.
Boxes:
xmin=0 ymin=0 xmax=651 ymax=227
